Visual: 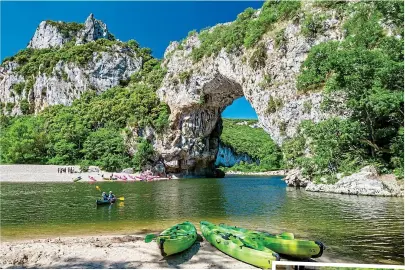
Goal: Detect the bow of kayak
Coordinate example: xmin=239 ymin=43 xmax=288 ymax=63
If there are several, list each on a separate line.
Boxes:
xmin=218 ymin=223 xmax=325 ymax=258
xmin=200 ymin=221 xmax=280 ymax=269
xmin=156 ymin=221 xmax=197 ymax=256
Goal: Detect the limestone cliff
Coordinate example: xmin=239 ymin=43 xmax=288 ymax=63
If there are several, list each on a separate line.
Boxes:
xmin=215 ymin=143 xmax=257 ymax=168
xmin=155 ymin=2 xmax=345 ymax=175
xmin=0 ymin=14 xmax=141 ymax=115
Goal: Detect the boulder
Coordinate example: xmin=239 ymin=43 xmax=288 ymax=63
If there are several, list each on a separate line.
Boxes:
xmin=306 ymin=166 xmax=404 ymax=196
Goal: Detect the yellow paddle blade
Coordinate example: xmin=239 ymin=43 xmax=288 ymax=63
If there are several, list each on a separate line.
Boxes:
xmin=96 ymin=186 xmax=101 ymax=191
xmin=118 ymin=197 xmax=125 ymax=201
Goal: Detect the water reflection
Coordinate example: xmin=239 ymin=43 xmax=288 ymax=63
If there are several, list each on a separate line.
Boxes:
xmin=1 ymin=177 xmax=403 ymax=264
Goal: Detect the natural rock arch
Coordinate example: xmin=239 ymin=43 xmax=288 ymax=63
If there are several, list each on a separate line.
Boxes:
xmin=155 ymin=9 xmax=344 ymax=176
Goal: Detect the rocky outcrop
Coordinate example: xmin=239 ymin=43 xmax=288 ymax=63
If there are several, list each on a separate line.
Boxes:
xmin=283 ymin=168 xmax=311 ymax=187
xmin=306 ymin=166 xmax=404 ymax=196
xmin=215 ymin=143 xmax=256 ymax=167
xmin=156 ymin=4 xmax=345 ymax=175
xmin=28 ymin=14 xmax=112 ymax=49
xmin=76 ymin=14 xmax=113 ymax=45
xmin=1 ymin=15 xmax=141 ymax=115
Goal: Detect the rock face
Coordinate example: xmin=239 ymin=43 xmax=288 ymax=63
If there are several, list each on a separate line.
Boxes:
xmin=215 ymin=143 xmax=256 ymax=167
xmin=28 ymin=14 xmax=112 ymax=49
xmin=283 ymin=168 xmax=310 ymax=187
xmin=156 ymin=4 xmax=345 ymax=175
xmin=306 ymin=166 xmax=404 ymax=196
xmin=76 ymin=14 xmax=112 ymax=45
xmin=1 ymin=15 xmax=142 ymax=115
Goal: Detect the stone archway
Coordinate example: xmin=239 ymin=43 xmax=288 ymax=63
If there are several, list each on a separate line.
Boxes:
xmin=156 ymin=13 xmax=343 ymax=176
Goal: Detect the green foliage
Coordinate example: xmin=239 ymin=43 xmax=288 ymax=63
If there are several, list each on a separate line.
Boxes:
xmin=278 ymin=121 xmax=287 ymax=136
xmin=274 ymin=28 xmax=286 ymax=48
xmin=179 ymin=70 xmax=192 ymax=83
xmin=0 ymin=116 xmax=48 ymax=164
xmin=244 ymin=1 xmax=301 ymax=48
xmin=259 ymin=73 xmax=272 ymax=89
xmin=266 ymin=96 xmax=283 ymax=114
xmin=12 ymin=82 xmax=25 ymax=96
xmin=198 ymin=94 xmax=207 ymax=105
xmin=293 ymin=1 xmax=404 ymax=179
xmin=46 ymin=20 xmax=84 ymax=38
xmin=20 ymin=99 xmax=31 ymax=115
xmin=301 ymin=13 xmax=326 ymax=38
xmin=188 ymin=30 xmax=197 ymax=37
xmin=219 ymin=119 xmax=283 ymax=172
xmin=2 ymin=38 xmax=144 ymax=79
xmin=0 ymin=52 xmax=169 ymax=170
xmin=190 ymin=1 xmax=301 ymax=62
xmin=375 ymin=1 xmax=404 ymax=35
xmin=25 ymin=79 xmax=35 ymax=94
xmin=249 ymin=43 xmax=267 ymax=69
xmin=81 ymin=128 xmax=129 ymax=172
xmin=132 ymin=138 xmax=155 ymax=171
xmin=282 ymin=119 xmax=367 ymax=180
xmin=303 ymin=101 xmax=312 ymax=113
xmin=6 ymin=103 xmax=14 ymax=114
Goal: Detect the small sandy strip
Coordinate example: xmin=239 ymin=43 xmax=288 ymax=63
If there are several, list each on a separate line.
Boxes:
xmin=0 ymin=234 xmax=345 ymax=269
xmin=0 ymin=165 xmax=174 ymax=183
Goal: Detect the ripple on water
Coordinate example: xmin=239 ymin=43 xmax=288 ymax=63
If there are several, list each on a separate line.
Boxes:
xmin=0 ymin=177 xmax=403 ymax=264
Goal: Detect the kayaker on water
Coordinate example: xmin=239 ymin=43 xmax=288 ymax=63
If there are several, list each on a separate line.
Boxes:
xmin=108 ymin=191 xmax=116 ymax=200
xmin=102 ymin=192 xmax=108 ymax=201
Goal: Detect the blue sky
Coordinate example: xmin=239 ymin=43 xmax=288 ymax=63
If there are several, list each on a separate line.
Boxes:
xmin=1 ymin=1 xmax=259 ymax=119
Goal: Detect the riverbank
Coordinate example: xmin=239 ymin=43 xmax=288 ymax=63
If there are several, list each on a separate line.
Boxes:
xmin=0 ymin=165 xmax=176 ymax=183
xmin=0 ymin=234 xmax=346 ymax=268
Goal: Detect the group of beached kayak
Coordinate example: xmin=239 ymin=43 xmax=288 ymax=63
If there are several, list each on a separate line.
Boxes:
xmin=145 ymin=221 xmax=325 ymax=269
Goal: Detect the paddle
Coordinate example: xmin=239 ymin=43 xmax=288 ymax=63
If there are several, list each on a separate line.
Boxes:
xmin=96 ymin=186 xmax=125 ymax=201
xmin=145 ymin=234 xmax=158 ymax=243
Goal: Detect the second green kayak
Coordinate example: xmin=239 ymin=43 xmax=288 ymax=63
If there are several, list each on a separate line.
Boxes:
xmin=200 ymin=221 xmax=280 ymax=269
xmin=156 ymin=221 xmax=197 ymax=256
xmin=219 ymin=223 xmax=325 ymax=258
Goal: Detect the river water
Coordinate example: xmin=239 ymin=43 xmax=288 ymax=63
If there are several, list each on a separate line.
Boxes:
xmin=1 ymin=176 xmax=403 ymax=264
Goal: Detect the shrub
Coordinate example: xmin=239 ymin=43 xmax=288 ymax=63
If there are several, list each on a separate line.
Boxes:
xmin=279 ymin=121 xmax=287 ymax=136
xmin=12 ymin=82 xmax=25 ymax=96
xmin=303 ymin=101 xmax=312 ymax=113
xmin=179 ymin=70 xmax=192 ymax=83
xmin=190 ymin=1 xmax=301 ymax=63
xmin=301 ymin=13 xmax=326 ymax=38
xmin=6 ymin=103 xmax=13 ymax=113
xmin=20 ymin=99 xmax=30 ymax=115
xmin=266 ymin=96 xmax=283 ymax=114
xmin=249 ymin=43 xmax=267 ymax=69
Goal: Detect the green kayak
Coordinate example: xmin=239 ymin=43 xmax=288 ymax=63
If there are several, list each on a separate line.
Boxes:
xmin=219 ymin=223 xmax=325 ymax=258
xmin=219 ymin=223 xmax=295 ymax=240
xmin=156 ymin=221 xmax=197 ymax=256
xmin=200 ymin=221 xmax=280 ymax=269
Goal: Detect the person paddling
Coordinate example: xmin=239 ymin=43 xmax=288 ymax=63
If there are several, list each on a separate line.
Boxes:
xmin=108 ymin=191 xmax=116 ymax=201
xmin=102 ymin=192 xmax=108 ymax=201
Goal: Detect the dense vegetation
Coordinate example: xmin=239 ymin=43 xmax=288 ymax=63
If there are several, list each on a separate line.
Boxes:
xmin=218 ymin=119 xmax=283 ymax=172
xmin=45 ymin=20 xmax=84 ymax=38
xmin=0 ymin=40 xmax=169 ymax=172
xmin=285 ymin=1 xmax=404 ymax=182
xmin=190 ymin=1 xmax=301 ymax=62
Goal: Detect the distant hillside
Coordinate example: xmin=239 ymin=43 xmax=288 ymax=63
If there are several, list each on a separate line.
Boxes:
xmin=218 ymin=118 xmax=283 ymax=172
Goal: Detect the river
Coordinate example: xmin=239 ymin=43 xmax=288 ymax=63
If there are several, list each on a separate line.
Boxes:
xmin=1 ymin=176 xmax=403 ymax=264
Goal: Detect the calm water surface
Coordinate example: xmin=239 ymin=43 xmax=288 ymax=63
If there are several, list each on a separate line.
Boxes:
xmin=1 ymin=176 xmax=403 ymax=264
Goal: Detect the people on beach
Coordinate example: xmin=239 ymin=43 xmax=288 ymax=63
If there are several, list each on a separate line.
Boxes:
xmin=57 ymin=167 xmax=75 ymax=174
